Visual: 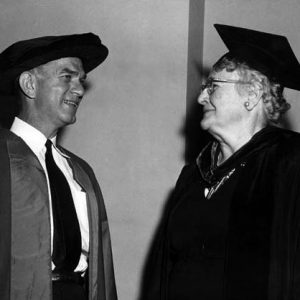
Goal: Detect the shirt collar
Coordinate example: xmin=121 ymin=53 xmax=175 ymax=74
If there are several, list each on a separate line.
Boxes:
xmin=10 ymin=117 xmax=69 ymax=158
xmin=51 ymin=136 xmax=70 ymax=158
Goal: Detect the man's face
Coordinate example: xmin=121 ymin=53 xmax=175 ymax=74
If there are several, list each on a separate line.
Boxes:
xmin=33 ymin=57 xmax=86 ymax=134
xmin=197 ymin=69 xmax=248 ymax=137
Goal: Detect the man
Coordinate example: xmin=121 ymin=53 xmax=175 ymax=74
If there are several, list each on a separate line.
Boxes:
xmin=0 ymin=33 xmax=117 ymax=300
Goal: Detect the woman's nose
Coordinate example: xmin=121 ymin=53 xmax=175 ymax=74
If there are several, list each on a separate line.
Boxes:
xmin=197 ymin=89 xmax=209 ymax=105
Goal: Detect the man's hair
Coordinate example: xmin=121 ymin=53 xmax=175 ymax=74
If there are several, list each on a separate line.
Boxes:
xmin=212 ymin=53 xmax=290 ymax=123
xmin=13 ymin=75 xmax=23 ymax=115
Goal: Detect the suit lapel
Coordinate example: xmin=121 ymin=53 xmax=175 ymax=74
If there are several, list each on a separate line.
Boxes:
xmin=63 ymin=154 xmax=107 ymax=300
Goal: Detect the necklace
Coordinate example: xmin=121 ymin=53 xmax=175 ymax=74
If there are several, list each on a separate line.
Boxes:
xmin=204 ymin=168 xmax=236 ymax=200
xmin=204 ymin=161 xmax=246 ymax=199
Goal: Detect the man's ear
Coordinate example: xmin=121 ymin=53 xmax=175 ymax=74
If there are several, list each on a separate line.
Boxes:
xmin=244 ymin=82 xmax=263 ymax=111
xmin=19 ymin=71 xmax=36 ymax=99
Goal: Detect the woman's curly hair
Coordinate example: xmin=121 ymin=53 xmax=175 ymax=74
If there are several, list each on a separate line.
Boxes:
xmin=212 ymin=54 xmax=290 ymax=123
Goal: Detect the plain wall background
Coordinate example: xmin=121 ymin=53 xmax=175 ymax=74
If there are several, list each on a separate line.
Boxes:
xmin=1 ymin=1 xmax=300 ymax=300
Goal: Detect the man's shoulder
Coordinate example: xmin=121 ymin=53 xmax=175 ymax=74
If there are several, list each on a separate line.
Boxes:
xmin=0 ymin=128 xmax=25 ymax=147
xmin=58 ymin=145 xmax=93 ymax=171
xmin=0 ymin=128 xmax=17 ymax=140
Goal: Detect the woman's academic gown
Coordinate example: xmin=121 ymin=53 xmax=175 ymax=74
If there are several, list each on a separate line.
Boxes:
xmin=141 ymin=126 xmax=300 ymax=300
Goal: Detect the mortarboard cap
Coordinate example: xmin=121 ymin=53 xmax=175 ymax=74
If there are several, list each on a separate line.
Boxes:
xmin=214 ymin=24 xmax=300 ymax=90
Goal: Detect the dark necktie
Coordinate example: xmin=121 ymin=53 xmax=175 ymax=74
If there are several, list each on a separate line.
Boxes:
xmin=45 ymin=139 xmax=81 ymax=272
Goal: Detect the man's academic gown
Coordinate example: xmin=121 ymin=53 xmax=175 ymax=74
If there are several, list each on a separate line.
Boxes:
xmin=141 ymin=126 xmax=300 ymax=300
xmin=0 ymin=129 xmax=117 ymax=300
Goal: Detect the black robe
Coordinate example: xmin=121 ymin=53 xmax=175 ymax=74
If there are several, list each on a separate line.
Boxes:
xmin=140 ymin=126 xmax=300 ymax=300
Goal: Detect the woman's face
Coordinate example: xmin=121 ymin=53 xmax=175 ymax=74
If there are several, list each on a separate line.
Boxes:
xmin=198 ymin=68 xmax=249 ymax=138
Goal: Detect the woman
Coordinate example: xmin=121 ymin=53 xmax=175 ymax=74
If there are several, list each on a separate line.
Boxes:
xmin=141 ymin=24 xmax=300 ymax=300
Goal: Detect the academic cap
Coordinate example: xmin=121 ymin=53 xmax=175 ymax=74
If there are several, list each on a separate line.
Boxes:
xmin=214 ymin=24 xmax=300 ymax=90
xmin=0 ymin=32 xmax=108 ymax=95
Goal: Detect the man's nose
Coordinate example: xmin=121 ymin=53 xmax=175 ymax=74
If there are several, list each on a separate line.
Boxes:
xmin=71 ymin=80 xmax=85 ymax=97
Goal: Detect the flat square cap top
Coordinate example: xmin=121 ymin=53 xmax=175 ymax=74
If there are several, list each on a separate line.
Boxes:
xmin=214 ymin=24 xmax=300 ymax=90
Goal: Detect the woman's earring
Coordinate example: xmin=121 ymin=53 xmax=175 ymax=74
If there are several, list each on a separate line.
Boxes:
xmin=244 ymin=101 xmax=250 ymax=110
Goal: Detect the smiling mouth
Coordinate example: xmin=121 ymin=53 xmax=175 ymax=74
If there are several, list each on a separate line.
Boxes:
xmin=63 ymin=100 xmax=80 ymax=108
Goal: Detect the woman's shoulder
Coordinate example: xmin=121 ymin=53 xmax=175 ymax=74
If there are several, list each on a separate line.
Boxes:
xmin=174 ymin=163 xmax=201 ymax=191
xmin=274 ymin=127 xmax=300 ymax=148
xmin=178 ymin=163 xmax=199 ymax=179
xmin=268 ymin=126 xmax=300 ymax=163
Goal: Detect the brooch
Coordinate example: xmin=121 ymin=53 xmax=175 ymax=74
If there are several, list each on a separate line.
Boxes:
xmin=204 ymin=168 xmax=236 ymax=199
xmin=204 ymin=161 xmax=246 ymax=199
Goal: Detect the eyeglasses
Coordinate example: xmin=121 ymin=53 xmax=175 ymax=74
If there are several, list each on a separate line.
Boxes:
xmin=200 ymin=78 xmax=251 ymax=95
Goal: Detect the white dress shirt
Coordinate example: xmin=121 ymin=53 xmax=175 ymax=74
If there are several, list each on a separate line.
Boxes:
xmin=11 ymin=117 xmax=89 ymax=272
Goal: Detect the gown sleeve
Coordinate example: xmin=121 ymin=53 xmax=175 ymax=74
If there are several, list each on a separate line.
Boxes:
xmin=138 ymin=164 xmax=199 ymax=300
xmin=268 ymin=135 xmax=300 ymax=299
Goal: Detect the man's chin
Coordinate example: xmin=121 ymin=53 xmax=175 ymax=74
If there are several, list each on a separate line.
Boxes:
xmin=71 ymin=115 xmax=77 ymax=124
xmin=63 ymin=115 xmax=77 ymax=127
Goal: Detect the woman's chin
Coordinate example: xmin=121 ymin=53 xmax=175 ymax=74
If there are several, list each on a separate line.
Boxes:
xmin=200 ymin=118 xmax=212 ymax=131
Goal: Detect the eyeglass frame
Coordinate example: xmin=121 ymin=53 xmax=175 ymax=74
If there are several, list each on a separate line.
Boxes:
xmin=200 ymin=78 xmax=252 ymax=95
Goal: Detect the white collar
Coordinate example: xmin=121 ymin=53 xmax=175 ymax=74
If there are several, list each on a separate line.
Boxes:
xmin=10 ymin=117 xmax=69 ymax=158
